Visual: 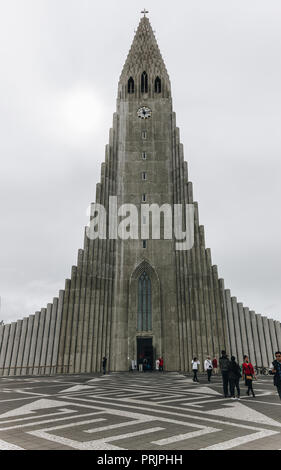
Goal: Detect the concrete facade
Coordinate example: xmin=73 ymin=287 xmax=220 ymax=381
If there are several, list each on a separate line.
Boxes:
xmin=0 ymin=16 xmax=280 ymax=375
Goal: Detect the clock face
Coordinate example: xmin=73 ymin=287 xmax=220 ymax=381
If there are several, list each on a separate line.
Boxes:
xmin=137 ymin=106 xmax=152 ymax=119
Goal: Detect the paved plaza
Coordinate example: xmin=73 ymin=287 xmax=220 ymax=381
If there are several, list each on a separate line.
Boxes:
xmin=0 ymin=371 xmax=280 ymax=450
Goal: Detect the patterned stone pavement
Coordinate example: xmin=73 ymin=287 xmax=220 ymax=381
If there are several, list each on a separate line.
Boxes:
xmin=0 ymin=372 xmax=280 ymax=450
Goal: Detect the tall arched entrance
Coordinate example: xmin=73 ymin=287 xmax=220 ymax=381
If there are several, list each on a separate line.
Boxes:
xmin=128 ymin=260 xmax=162 ymax=370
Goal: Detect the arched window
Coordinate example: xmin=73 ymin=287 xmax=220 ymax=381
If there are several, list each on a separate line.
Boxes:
xmin=155 ymin=76 xmax=161 ymax=93
xmin=141 ymin=71 xmax=148 ymax=93
xmin=137 ymin=271 xmax=152 ymax=331
xmin=128 ymin=77 xmax=134 ymax=94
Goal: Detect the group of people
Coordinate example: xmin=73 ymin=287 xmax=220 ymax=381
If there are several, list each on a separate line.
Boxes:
xmin=219 ymin=351 xmax=255 ymax=399
xmin=129 ymin=356 xmax=164 ymax=372
xmin=191 ymin=356 xmax=218 ymax=383
xmin=192 ymin=350 xmax=281 ymax=400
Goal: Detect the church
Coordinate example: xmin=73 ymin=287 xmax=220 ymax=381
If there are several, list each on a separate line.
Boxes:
xmin=0 ymin=14 xmax=280 ymax=375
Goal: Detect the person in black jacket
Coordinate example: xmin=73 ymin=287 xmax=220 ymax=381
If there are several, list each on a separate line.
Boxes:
xmin=102 ymin=356 xmax=107 ymax=375
xmin=219 ymin=350 xmax=230 ymax=398
xmin=272 ymin=351 xmax=281 ymax=399
xmin=228 ymin=356 xmax=241 ymax=399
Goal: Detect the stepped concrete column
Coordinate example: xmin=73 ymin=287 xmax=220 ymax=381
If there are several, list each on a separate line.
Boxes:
xmin=40 ymin=304 xmax=52 ymax=375
xmin=225 ymin=290 xmax=237 ymax=357
xmin=16 ymin=318 xmax=28 ymax=376
xmin=33 ymin=309 xmax=46 ymax=375
xmin=232 ymin=297 xmax=243 ymax=364
xmin=46 ymin=299 xmax=58 ymax=375
xmin=256 ymin=314 xmax=268 ymax=367
xmin=28 ymin=312 xmax=40 ymax=375
xmin=4 ymin=322 xmax=16 ymax=376
xmin=0 ymin=324 xmax=11 ymax=376
xmin=274 ymin=321 xmax=281 ymax=350
xmin=250 ymin=311 xmax=262 ymax=368
xmin=238 ymin=303 xmax=248 ymax=359
xmin=9 ymin=320 xmax=22 ymax=376
xmin=262 ymin=317 xmax=274 ymax=367
xmin=52 ymin=290 xmax=64 ymax=374
xmin=268 ymin=319 xmax=278 ymax=354
xmin=244 ymin=308 xmax=256 ymax=365
xmin=21 ymin=316 xmax=34 ymax=375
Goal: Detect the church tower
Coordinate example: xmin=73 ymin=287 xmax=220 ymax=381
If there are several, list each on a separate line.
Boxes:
xmin=0 ymin=14 xmax=280 ymax=376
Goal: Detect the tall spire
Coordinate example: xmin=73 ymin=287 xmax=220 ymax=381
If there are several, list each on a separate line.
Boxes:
xmin=119 ymin=16 xmax=170 ymax=85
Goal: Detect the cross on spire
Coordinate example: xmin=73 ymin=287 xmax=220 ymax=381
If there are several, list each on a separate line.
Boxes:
xmin=141 ymin=8 xmax=149 ymax=17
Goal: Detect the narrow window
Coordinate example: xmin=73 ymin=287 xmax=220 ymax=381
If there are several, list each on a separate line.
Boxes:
xmin=142 ymin=240 xmax=147 ymax=249
xmin=142 ymin=172 xmax=147 ymax=180
xmin=142 ymin=152 xmax=147 ymax=160
xmin=141 ymin=71 xmax=148 ymax=93
xmin=137 ymin=271 xmax=151 ymax=330
xmin=142 ymin=194 xmax=146 ymax=202
xmin=142 ymin=130 xmax=147 ymax=140
xmin=128 ymin=77 xmax=134 ymax=94
xmin=155 ymin=76 xmax=161 ymax=93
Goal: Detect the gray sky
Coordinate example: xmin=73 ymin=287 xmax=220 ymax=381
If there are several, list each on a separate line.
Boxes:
xmin=0 ymin=0 xmax=280 ymax=324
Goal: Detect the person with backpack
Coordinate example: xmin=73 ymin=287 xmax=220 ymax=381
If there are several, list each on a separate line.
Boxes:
xmin=192 ymin=357 xmax=200 ymax=382
xmin=219 ymin=350 xmax=230 ymax=397
xmin=204 ymin=356 xmax=213 ymax=382
xmin=242 ymin=355 xmax=256 ymax=397
xmin=271 ymin=351 xmax=281 ymax=399
xmin=228 ymin=356 xmax=241 ymax=399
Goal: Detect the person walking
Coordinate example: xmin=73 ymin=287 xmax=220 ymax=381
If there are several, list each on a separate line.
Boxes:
xmin=228 ymin=356 xmax=241 ymax=399
xmin=242 ymin=355 xmax=256 ymax=397
xmin=102 ymin=356 xmax=107 ymax=375
xmin=212 ymin=357 xmax=218 ymax=375
xmin=271 ymin=351 xmax=281 ymax=399
xmin=219 ymin=350 xmax=230 ymax=397
xmin=192 ymin=357 xmax=200 ymax=382
xmin=159 ymin=357 xmax=164 ymax=372
xmin=155 ymin=358 xmax=160 ymax=371
xmin=204 ymin=356 xmax=213 ymax=382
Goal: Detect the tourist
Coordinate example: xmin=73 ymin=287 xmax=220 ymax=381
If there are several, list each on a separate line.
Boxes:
xmin=271 ymin=351 xmax=281 ymax=399
xmin=130 ymin=359 xmax=137 ymax=372
xmin=192 ymin=357 xmax=200 ymax=382
xmin=102 ymin=356 xmax=107 ymax=375
xmin=204 ymin=356 xmax=213 ymax=382
xmin=242 ymin=355 xmax=256 ymax=397
xmin=212 ymin=357 xmax=218 ymax=375
xmin=228 ymin=356 xmax=241 ymax=399
xmin=219 ymin=350 xmax=230 ymax=397
xmin=143 ymin=358 xmax=148 ymax=372
xmin=159 ymin=357 xmax=164 ymax=372
xmin=155 ymin=358 xmax=160 ymax=371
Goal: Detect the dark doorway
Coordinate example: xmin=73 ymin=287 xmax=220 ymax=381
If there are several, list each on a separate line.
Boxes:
xmin=137 ymin=337 xmax=153 ymax=371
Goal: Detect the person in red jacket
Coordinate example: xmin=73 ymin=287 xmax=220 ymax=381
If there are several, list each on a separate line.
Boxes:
xmin=212 ymin=358 xmax=218 ymax=375
xmin=242 ymin=355 xmax=256 ymax=397
xmin=159 ymin=357 xmax=164 ymax=372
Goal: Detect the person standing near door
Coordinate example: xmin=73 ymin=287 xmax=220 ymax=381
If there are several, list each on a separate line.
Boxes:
xmin=159 ymin=357 xmax=164 ymax=372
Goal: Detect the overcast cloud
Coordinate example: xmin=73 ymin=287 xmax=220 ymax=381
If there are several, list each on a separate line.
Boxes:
xmin=0 ymin=0 xmax=280 ymax=323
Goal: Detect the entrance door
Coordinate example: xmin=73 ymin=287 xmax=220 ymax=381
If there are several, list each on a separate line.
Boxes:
xmin=137 ymin=337 xmax=153 ymax=371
